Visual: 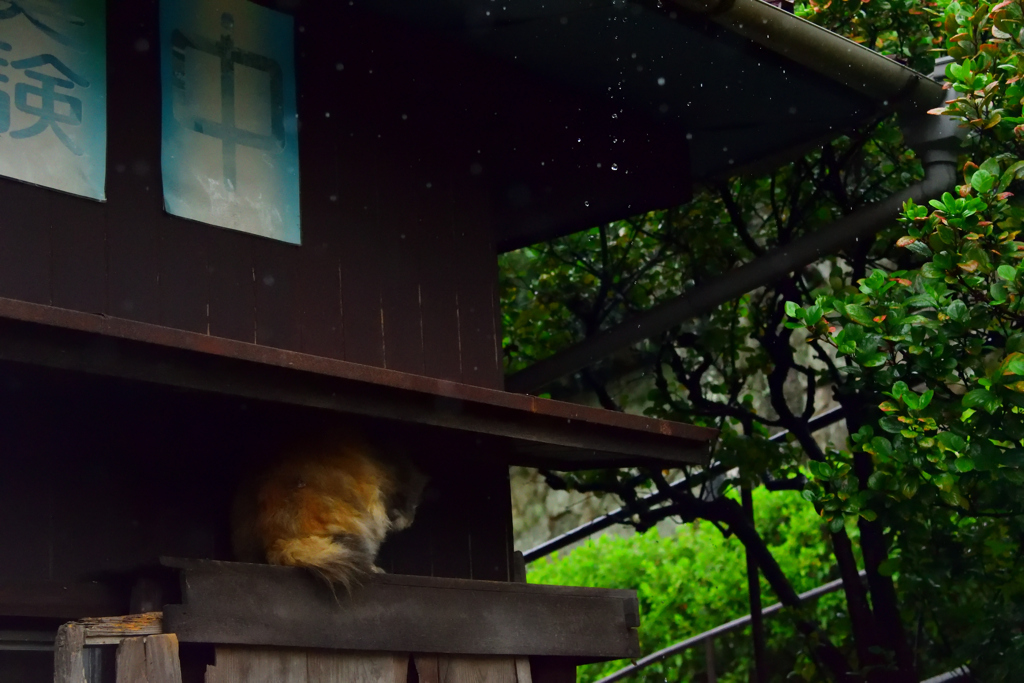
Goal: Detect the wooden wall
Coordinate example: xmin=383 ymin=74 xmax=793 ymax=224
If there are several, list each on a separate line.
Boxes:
xmin=0 ymin=362 xmax=512 ymax=604
xmin=0 ymin=0 xmax=503 ymax=391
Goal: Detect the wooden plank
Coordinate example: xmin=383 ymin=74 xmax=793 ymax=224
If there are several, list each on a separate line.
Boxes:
xmin=0 ymin=299 xmax=714 ymax=468
xmin=378 ymin=154 xmax=425 ymax=376
xmin=162 ymin=559 xmax=640 ymax=659
xmin=80 ymin=612 xmax=163 ymax=645
xmin=253 ymin=243 xmax=301 ymax=351
xmin=293 ymin=15 xmax=345 ymax=361
xmin=415 ymin=656 xmax=440 ymax=683
xmin=116 ymin=637 xmax=149 ymax=683
xmin=207 ymin=647 xmax=307 ymax=683
xmin=0 ymin=580 xmax=127 ymax=619
xmin=146 ymin=634 xmax=183 ymax=683
xmin=307 ymin=652 xmax=407 ymax=683
xmin=104 ymin=0 xmax=162 ymax=325
xmin=416 ymin=165 xmax=461 ymax=383
xmin=159 ymin=220 xmax=209 ymax=334
xmin=451 ymin=176 xmax=501 ymax=389
xmin=336 ymin=125 xmax=385 ymax=369
xmin=439 ymin=657 xmax=517 ymax=683
xmin=207 ymin=232 xmax=255 ymax=342
xmin=50 ymin=196 xmax=106 ymax=315
xmin=514 ymin=659 xmax=532 ymax=683
xmin=54 ymin=623 xmax=86 ymax=683
xmin=0 ymin=178 xmax=50 ymax=304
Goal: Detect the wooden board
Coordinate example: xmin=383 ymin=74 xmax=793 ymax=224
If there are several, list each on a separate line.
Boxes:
xmin=146 ymin=635 xmax=184 ymax=683
xmin=0 ymin=298 xmax=713 ymax=468
xmin=54 ymin=623 xmax=86 ymax=683
xmin=307 ymin=652 xmax=407 ymax=683
xmin=206 ymin=647 xmax=308 ymax=683
xmin=116 ymin=637 xmax=148 ymax=683
xmin=162 ymin=559 xmax=640 ymax=660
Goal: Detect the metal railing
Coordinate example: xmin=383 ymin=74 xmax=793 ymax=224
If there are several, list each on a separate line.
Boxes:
xmin=594 ymin=572 xmax=860 ymax=683
xmin=524 ymin=406 xmax=845 ymax=564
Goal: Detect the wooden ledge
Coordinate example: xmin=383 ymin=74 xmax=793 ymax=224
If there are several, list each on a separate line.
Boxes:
xmin=161 ymin=558 xmax=640 ymax=661
xmin=0 ymin=296 xmax=714 ymax=467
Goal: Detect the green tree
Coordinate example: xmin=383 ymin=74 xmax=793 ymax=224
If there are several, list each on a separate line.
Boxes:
xmin=501 ymin=0 xmax=1024 ymax=678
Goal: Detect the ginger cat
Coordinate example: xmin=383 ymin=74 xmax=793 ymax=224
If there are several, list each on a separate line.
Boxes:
xmin=231 ymin=430 xmax=428 ymax=590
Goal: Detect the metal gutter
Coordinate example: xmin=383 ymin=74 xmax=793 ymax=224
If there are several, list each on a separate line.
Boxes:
xmin=671 ymin=0 xmax=945 ymax=112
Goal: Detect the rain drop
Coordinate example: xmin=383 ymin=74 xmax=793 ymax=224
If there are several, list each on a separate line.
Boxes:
xmin=584 ymin=201 xmax=590 ymax=206
xmin=657 ymin=77 xmax=665 ymax=86
xmin=611 ymin=163 xmax=619 ymax=171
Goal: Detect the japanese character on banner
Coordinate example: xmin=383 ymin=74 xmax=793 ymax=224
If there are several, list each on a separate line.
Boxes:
xmin=0 ymin=0 xmax=106 ymax=200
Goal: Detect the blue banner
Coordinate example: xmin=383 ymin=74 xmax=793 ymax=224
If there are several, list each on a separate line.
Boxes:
xmin=161 ymin=0 xmax=300 ymax=244
xmin=0 ymin=0 xmax=107 ymax=200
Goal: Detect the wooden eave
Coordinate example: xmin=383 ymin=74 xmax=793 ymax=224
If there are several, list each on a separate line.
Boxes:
xmin=0 ymin=297 xmax=714 ymax=468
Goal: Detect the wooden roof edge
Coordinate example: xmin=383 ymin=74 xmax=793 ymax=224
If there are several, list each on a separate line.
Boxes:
xmin=0 ymin=297 xmax=717 ymax=465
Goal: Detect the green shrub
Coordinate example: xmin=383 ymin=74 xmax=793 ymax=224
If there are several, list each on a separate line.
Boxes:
xmin=527 ymin=490 xmax=841 ymax=683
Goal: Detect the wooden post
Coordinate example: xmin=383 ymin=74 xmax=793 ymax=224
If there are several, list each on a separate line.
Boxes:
xmin=54 ymin=622 xmax=86 ymax=683
xmin=116 ymin=638 xmax=147 ymax=683
xmin=115 ymin=634 xmax=182 ymax=683
xmin=145 ymin=634 xmax=183 ymax=683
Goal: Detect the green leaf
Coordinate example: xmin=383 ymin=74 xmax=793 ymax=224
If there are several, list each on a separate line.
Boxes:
xmin=937 ymin=431 xmax=968 ymax=452
xmin=870 ymin=436 xmax=893 ymax=457
xmin=877 ymin=558 xmax=899 ymax=577
xmin=784 ymin=301 xmax=800 ymax=318
xmin=963 ymin=388 xmax=1000 ymax=413
xmin=860 ymin=509 xmax=878 ymax=522
xmin=845 ymin=304 xmax=876 ymax=326
xmin=946 ymin=300 xmax=968 ymax=322
xmin=859 ymin=352 xmax=888 ymax=368
xmin=955 ymin=457 xmax=976 ymax=472
xmin=998 ymin=264 xmax=1017 ymax=281
xmin=972 ymin=169 xmax=995 ymax=193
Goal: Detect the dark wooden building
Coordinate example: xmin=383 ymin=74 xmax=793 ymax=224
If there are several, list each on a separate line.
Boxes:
xmin=0 ymin=0 xmax=940 ymax=681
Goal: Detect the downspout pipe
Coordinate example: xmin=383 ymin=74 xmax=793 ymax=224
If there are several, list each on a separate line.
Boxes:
xmin=507 ymin=104 xmax=960 ymax=394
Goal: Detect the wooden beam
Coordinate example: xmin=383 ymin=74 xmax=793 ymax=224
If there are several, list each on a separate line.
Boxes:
xmin=80 ymin=612 xmax=164 ymax=646
xmin=0 ymin=580 xmax=127 ymax=620
xmin=162 ymin=558 xmax=640 ymax=660
xmin=0 ymin=296 xmax=713 ymax=468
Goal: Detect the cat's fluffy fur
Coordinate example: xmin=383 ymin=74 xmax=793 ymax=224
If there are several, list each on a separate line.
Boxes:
xmin=231 ymin=430 xmax=427 ymax=590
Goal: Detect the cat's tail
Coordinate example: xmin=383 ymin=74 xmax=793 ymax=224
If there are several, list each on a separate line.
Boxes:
xmin=266 ymin=535 xmax=373 ymax=593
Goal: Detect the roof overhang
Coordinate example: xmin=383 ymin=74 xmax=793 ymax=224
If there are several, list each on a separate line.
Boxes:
xmin=352 ymin=0 xmax=945 ymax=250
